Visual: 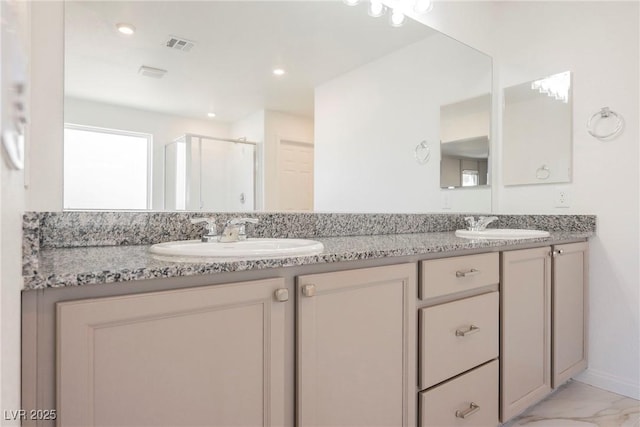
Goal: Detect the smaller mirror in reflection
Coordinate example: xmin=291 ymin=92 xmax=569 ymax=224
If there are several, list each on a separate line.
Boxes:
xmin=439 ymin=94 xmax=491 ymax=189
xmin=502 ymin=71 xmax=572 ymax=186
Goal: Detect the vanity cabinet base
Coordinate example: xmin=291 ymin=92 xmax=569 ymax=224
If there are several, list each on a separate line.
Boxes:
xmin=56 ymin=278 xmax=287 ymax=427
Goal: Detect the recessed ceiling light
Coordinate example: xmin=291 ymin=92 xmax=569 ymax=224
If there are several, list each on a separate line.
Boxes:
xmin=116 ymin=23 xmax=136 ymax=36
xmin=273 ymin=68 xmax=286 ymax=76
xmin=207 ymin=112 xmax=216 ymax=118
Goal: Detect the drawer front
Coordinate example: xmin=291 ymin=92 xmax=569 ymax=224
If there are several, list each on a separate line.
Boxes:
xmin=420 ymin=360 xmax=498 ymax=427
xmin=420 ymin=292 xmax=498 ymax=389
xmin=420 ymin=253 xmax=498 ymax=300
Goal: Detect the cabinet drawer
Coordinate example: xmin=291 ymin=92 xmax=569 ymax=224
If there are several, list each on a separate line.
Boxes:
xmin=420 ymin=253 xmax=498 ymax=299
xmin=420 ymin=360 xmax=498 ymax=427
xmin=420 ymin=292 xmax=498 ymax=389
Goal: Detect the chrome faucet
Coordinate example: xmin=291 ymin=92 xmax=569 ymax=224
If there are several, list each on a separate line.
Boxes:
xmin=190 ymin=217 xmax=218 ymax=242
xmin=464 ymin=216 xmax=498 ymax=231
xmin=219 ymin=218 xmax=259 ymax=243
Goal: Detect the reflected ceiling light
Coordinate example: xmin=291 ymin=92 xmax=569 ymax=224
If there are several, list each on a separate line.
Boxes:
xmin=116 ymin=23 xmax=136 ymax=36
xmin=530 ymin=71 xmax=571 ymax=103
xmin=273 ymin=68 xmax=286 ymax=76
xmin=414 ymin=0 xmax=433 ymax=13
xmin=346 ymin=1 xmax=433 ymax=27
xmin=390 ymin=8 xmax=406 ymax=27
xmin=207 ymin=112 xmax=216 ymax=118
xmin=368 ymin=0 xmax=386 ymax=17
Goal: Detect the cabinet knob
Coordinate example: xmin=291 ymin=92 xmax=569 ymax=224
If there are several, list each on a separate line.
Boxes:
xmin=455 ymin=402 xmax=480 ymax=419
xmin=274 ymin=288 xmax=289 ymax=302
xmin=552 ymin=249 xmax=565 ymax=257
xmin=301 ymin=284 xmax=316 ymax=297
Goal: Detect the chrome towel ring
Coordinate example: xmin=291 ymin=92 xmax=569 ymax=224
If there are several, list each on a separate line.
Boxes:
xmin=415 ymin=140 xmax=431 ymax=164
xmin=536 ymin=164 xmax=550 ymax=180
xmin=587 ymin=107 xmax=623 ymax=140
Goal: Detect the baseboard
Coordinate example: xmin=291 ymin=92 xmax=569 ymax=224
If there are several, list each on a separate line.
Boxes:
xmin=576 ymin=369 xmax=640 ymax=400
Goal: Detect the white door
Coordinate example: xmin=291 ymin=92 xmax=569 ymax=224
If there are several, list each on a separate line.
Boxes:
xmin=278 ymin=139 xmax=313 ymax=211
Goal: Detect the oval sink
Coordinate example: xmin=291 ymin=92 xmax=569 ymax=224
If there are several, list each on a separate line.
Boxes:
xmin=455 ymin=229 xmax=550 ymax=240
xmin=149 ymin=238 xmax=324 ymax=258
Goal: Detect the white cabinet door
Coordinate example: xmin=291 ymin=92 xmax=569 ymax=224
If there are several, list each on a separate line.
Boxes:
xmin=57 ymin=278 xmax=287 ymax=427
xmin=297 ymin=264 xmax=416 ymax=427
xmin=501 ymin=247 xmax=552 ymax=422
xmin=552 ymin=242 xmax=589 ymax=387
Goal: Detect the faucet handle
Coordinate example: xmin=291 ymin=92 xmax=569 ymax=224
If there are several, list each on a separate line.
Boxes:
xmin=227 ymin=217 xmax=259 ymax=226
xmin=464 ymin=216 xmax=480 ymax=231
xmin=224 ymin=218 xmax=259 ymax=241
xmin=190 ymin=217 xmax=217 ymax=235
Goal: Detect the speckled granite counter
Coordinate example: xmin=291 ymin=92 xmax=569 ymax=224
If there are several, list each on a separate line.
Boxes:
xmin=23 ymin=230 xmax=592 ymax=290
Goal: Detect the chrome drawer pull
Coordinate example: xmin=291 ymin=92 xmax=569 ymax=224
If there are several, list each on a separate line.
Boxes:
xmin=455 ymin=325 xmax=480 ymax=337
xmin=456 ymin=268 xmax=480 ymax=278
xmin=455 ymin=402 xmax=480 ymax=419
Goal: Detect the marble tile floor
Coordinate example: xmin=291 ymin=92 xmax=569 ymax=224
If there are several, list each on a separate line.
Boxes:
xmin=504 ymin=380 xmax=640 ymax=427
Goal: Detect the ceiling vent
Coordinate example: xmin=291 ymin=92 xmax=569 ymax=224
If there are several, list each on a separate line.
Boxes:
xmin=166 ymin=35 xmax=196 ymax=52
xmin=138 ymin=66 xmax=168 ymax=79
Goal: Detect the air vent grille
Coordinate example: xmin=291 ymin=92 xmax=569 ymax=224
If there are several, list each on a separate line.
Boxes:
xmin=138 ymin=66 xmax=167 ymax=79
xmin=166 ymin=35 xmax=196 ymax=52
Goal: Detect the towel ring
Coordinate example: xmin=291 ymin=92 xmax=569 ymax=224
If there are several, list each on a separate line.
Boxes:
xmin=587 ymin=107 xmax=623 ymax=140
xmin=415 ymin=140 xmax=431 ymax=164
xmin=536 ymin=164 xmax=550 ymax=180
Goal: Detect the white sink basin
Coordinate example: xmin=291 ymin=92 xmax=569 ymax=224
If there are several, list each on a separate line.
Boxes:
xmin=149 ymin=238 xmax=324 ymax=258
xmin=455 ymin=229 xmax=550 ymax=240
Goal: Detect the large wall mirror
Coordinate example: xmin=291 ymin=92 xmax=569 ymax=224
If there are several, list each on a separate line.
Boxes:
xmin=502 ymin=71 xmax=572 ymax=186
xmin=64 ymin=1 xmax=493 ymax=212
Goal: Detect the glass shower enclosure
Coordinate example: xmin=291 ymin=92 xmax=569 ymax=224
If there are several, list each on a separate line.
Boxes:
xmin=164 ymin=134 xmax=257 ymax=211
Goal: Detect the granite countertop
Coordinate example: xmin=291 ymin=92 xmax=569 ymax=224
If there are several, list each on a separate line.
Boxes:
xmin=23 ymin=231 xmax=592 ymax=290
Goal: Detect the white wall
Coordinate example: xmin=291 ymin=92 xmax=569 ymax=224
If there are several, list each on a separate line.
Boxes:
xmin=27 ymin=1 xmax=64 ymax=213
xmin=1 ymin=0 xmax=31 ymax=423
xmin=314 ymin=35 xmax=492 ymax=213
xmin=65 ymin=98 xmax=231 ymax=210
xmin=423 ymin=1 xmax=640 ymax=398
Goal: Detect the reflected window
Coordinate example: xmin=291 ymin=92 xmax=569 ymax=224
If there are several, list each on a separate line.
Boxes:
xmin=64 ymin=124 xmax=152 ymax=210
xmin=462 ymin=170 xmax=479 ymax=187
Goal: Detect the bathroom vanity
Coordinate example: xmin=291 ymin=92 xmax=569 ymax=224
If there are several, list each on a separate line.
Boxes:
xmin=20 ymin=212 xmax=592 ymax=427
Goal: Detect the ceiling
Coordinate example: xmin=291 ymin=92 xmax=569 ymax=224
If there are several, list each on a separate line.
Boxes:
xmin=441 ymin=136 xmax=490 ymax=159
xmin=65 ymin=1 xmax=437 ymax=122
